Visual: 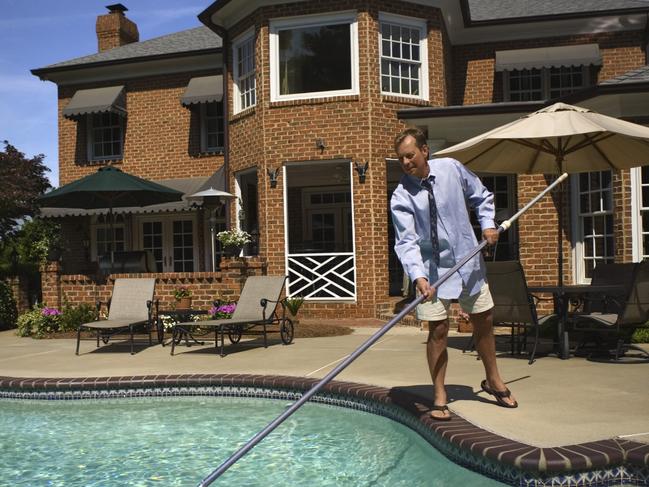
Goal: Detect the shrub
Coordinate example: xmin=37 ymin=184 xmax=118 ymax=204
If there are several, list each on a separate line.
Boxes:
xmin=59 ymin=302 xmax=97 ymax=332
xmin=631 ymin=326 xmax=649 ymax=344
xmin=0 ymin=280 xmax=17 ymax=330
xmin=17 ymin=303 xmax=97 ymax=337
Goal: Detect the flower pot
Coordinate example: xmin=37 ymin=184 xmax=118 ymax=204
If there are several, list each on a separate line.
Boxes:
xmin=458 ymin=319 xmax=473 ymax=333
xmin=224 ymin=245 xmax=243 ymax=257
xmin=176 ymin=297 xmax=192 ymax=309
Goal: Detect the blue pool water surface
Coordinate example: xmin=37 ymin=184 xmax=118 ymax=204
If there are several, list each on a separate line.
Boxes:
xmin=0 ymin=396 xmax=504 ymax=486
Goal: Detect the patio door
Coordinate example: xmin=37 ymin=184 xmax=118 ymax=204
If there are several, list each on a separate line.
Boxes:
xmin=138 ymin=215 xmax=197 ymax=272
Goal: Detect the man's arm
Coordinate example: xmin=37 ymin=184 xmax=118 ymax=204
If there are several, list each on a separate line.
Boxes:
xmin=456 ymin=162 xmax=499 ymax=244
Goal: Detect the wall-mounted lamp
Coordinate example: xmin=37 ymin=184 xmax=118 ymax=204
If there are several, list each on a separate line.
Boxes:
xmin=315 ymin=138 xmax=326 ymax=153
xmin=354 ymin=161 xmax=369 ymax=184
xmin=267 ymin=167 xmax=279 ymax=188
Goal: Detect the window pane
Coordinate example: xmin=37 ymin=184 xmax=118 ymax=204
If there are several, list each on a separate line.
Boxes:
xmin=278 ymin=23 xmax=351 ymax=95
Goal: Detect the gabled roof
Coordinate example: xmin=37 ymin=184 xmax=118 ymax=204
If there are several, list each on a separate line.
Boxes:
xmin=464 ymin=0 xmax=649 ymax=24
xmin=33 ymin=26 xmax=221 ymax=75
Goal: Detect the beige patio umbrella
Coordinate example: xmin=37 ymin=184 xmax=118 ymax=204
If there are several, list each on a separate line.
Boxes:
xmin=434 ymin=102 xmax=649 ymax=285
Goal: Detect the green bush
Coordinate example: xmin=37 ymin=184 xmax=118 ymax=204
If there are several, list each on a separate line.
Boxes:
xmin=631 ymin=326 xmax=649 ymax=344
xmin=17 ymin=303 xmax=97 ymax=338
xmin=59 ymin=302 xmax=97 ymax=332
xmin=0 ymin=280 xmax=17 ymax=330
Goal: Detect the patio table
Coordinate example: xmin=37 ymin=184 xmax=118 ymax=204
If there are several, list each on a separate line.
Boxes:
xmin=157 ymin=308 xmax=209 ymax=347
xmin=527 ymin=284 xmax=626 ymax=359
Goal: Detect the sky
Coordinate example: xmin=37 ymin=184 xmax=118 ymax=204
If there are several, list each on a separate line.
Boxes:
xmin=1 ymin=0 xmax=210 ymax=187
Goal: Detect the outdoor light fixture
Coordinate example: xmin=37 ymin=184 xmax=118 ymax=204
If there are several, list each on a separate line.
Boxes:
xmin=315 ymin=138 xmax=326 ymax=152
xmin=354 ymin=161 xmax=369 ymax=184
xmin=267 ymin=168 xmax=279 ymax=188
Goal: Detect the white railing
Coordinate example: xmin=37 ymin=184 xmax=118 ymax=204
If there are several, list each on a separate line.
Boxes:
xmin=287 ymin=252 xmax=356 ymax=300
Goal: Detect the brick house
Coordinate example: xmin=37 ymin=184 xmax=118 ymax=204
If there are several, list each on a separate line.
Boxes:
xmin=33 ymin=1 xmax=649 ymax=319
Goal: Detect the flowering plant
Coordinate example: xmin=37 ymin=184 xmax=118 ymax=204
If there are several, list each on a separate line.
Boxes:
xmin=41 ymin=307 xmax=62 ymax=317
xmin=173 ymin=287 xmax=192 ymax=300
xmin=159 ymin=314 xmax=202 ymax=331
xmin=216 ymin=229 xmax=251 ymax=247
xmin=209 ymin=302 xmax=236 ymax=319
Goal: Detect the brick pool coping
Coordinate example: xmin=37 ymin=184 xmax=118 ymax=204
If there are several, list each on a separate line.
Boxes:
xmin=1 ymin=373 xmax=648 ymax=484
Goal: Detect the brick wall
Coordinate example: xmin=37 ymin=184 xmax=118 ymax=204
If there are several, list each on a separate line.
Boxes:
xmin=41 ymin=257 xmax=267 ymax=312
xmin=58 ymin=72 xmax=224 ymax=185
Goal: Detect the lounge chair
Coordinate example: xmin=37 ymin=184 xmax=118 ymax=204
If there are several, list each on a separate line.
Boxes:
xmin=569 ymin=261 xmax=649 ymax=362
xmin=75 ymin=278 xmax=156 ymax=355
xmin=465 ymin=261 xmax=553 ymax=364
xmin=171 ymin=276 xmax=292 ymax=356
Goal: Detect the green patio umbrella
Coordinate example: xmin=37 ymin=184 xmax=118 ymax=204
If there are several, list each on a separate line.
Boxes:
xmin=38 ymin=165 xmax=184 ymax=258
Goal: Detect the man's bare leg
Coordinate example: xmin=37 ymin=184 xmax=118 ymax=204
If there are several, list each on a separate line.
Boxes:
xmin=471 ymin=309 xmax=517 ymax=406
xmin=427 ymin=319 xmax=451 ymax=419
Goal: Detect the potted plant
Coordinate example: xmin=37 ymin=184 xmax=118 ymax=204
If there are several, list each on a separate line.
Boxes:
xmin=284 ymin=296 xmax=304 ymax=324
xmin=174 ymin=287 xmax=192 ymax=309
xmin=217 ymin=229 xmax=252 ymax=257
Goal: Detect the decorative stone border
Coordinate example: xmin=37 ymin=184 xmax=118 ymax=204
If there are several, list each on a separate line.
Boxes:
xmin=1 ymin=374 xmax=648 ymax=486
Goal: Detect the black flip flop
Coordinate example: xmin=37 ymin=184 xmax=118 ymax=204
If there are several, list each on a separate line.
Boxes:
xmin=429 ymin=404 xmax=452 ymax=421
xmin=480 ymin=380 xmax=518 ymax=408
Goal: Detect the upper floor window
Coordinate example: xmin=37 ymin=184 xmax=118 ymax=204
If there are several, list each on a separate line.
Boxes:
xmin=505 ymin=66 xmax=588 ymax=102
xmin=200 ymin=102 xmax=224 ymax=152
xmin=233 ymin=30 xmax=256 ymax=113
xmin=379 ymin=13 xmax=428 ymax=100
xmin=270 ymin=12 xmax=359 ymax=102
xmin=88 ymin=112 xmax=124 ymax=161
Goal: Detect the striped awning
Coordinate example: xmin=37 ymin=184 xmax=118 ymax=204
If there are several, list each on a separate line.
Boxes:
xmin=495 ymin=44 xmax=602 ymax=72
xmin=181 ymin=75 xmax=223 ymax=106
xmin=62 ymin=85 xmax=126 ymax=119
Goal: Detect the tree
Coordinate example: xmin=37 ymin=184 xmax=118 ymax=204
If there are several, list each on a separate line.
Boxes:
xmin=0 ymin=141 xmax=51 ymax=241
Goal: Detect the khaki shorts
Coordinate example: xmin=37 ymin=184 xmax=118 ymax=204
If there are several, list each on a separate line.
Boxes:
xmin=416 ymin=283 xmax=494 ymax=322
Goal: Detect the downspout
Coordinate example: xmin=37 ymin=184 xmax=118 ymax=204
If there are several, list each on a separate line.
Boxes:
xmin=200 ymin=15 xmax=231 ymax=227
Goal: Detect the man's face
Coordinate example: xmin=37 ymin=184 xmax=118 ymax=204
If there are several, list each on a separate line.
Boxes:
xmin=396 ymin=135 xmax=429 ymax=179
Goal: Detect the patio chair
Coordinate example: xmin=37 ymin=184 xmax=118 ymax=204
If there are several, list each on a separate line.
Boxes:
xmin=584 ymin=262 xmax=636 ymax=315
xmin=569 ymin=261 xmax=649 ymax=362
xmin=75 ymin=278 xmax=156 ymax=355
xmin=171 ymin=276 xmax=292 ymax=356
xmin=465 ymin=261 xmax=553 ymax=364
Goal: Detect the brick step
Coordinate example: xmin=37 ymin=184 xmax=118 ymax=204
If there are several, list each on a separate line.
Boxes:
xmin=376 ymin=297 xmax=420 ymax=327
xmin=376 ymin=311 xmax=420 ymax=327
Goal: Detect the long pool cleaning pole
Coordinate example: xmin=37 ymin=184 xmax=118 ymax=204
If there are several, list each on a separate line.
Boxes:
xmin=198 ymin=172 xmax=569 ymax=486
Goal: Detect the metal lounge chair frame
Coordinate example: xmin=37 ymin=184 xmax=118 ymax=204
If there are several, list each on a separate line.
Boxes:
xmin=171 ymin=276 xmax=293 ymax=356
xmin=75 ymin=278 xmax=156 ymax=355
xmin=570 ymin=261 xmax=649 ymax=362
xmin=465 ymin=260 xmax=552 ymax=364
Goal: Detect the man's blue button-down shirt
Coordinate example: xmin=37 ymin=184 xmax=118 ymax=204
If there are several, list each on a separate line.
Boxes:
xmin=390 ymin=157 xmax=496 ymax=299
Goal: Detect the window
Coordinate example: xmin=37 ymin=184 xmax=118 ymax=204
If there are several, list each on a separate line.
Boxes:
xmin=233 ymin=30 xmax=256 ymax=113
xmin=379 ymin=13 xmax=427 ymax=99
xmin=505 ymin=66 xmax=588 ymax=101
xmin=88 ymin=112 xmax=124 ymax=160
xmin=575 ymin=171 xmax=614 ymax=281
xmin=200 ymin=102 xmax=224 ymax=152
xmin=91 ymin=214 xmax=126 ymax=260
xmin=270 ymin=12 xmax=359 ymax=101
xmin=470 ymin=174 xmax=518 ymax=261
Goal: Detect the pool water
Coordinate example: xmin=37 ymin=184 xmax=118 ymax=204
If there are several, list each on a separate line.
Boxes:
xmin=0 ymin=396 xmax=504 ymax=486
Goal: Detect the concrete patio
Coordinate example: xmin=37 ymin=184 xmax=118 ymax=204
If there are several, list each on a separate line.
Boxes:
xmin=0 ymin=325 xmax=648 ymax=448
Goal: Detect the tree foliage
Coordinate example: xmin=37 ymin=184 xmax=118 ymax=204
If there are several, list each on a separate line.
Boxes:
xmin=0 ymin=141 xmax=51 ymax=241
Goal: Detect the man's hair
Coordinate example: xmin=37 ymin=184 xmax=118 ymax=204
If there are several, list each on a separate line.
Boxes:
xmin=394 ymin=127 xmax=427 ymax=153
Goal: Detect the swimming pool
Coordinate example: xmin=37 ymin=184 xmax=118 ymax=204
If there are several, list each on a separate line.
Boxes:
xmin=1 ymin=395 xmax=505 ymax=486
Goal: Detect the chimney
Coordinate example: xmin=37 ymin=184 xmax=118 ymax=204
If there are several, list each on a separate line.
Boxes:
xmin=96 ymin=4 xmax=139 ymax=52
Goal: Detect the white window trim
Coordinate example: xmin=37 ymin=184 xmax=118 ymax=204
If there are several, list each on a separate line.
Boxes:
xmin=378 ymin=12 xmax=429 ymax=101
xmin=570 ymin=172 xmax=614 ymax=283
xmin=232 ymin=27 xmax=256 ymax=114
xmin=90 ymin=218 xmax=127 ymax=261
xmin=86 ymin=113 xmax=124 ymax=162
xmin=269 ymin=11 xmax=360 ymax=102
xmin=631 ymin=167 xmax=644 ymax=261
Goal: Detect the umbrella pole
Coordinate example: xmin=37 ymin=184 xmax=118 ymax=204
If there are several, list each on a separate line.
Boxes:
xmin=196 ymin=173 xmax=568 ymax=486
xmin=209 ymin=208 xmax=217 ymax=272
